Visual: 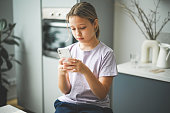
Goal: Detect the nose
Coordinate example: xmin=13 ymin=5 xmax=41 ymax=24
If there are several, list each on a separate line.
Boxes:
xmin=76 ymin=29 xmax=81 ymax=36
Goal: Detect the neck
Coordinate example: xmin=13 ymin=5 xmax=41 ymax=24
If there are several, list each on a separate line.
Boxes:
xmin=79 ymin=38 xmax=99 ymax=51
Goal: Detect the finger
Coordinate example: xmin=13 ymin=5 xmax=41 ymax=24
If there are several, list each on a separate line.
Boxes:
xmin=58 ymin=65 xmax=68 ymax=73
xmin=67 ymin=58 xmax=78 ymax=63
xmin=63 ymin=58 xmax=70 ymax=63
xmin=63 ymin=59 xmax=78 ymax=65
xmin=64 ymin=65 xmax=76 ymax=70
xmin=67 ymin=68 xmax=77 ymax=73
xmin=72 ymin=69 xmax=77 ymax=72
xmin=73 ymin=59 xmax=78 ymax=63
xmin=58 ymin=65 xmax=64 ymax=69
xmin=63 ymin=62 xmax=77 ymax=66
xmin=59 ymin=58 xmax=66 ymax=64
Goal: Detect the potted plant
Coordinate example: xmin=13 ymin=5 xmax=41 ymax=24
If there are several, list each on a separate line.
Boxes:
xmin=120 ymin=0 xmax=170 ymax=40
xmin=0 ymin=18 xmax=21 ymax=106
xmin=120 ymin=0 xmax=170 ymax=64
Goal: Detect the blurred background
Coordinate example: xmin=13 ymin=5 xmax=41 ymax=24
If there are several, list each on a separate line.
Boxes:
xmin=0 ymin=0 xmax=170 ymax=113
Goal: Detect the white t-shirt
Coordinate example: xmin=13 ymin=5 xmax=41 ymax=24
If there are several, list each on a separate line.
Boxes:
xmin=58 ymin=41 xmax=118 ymax=108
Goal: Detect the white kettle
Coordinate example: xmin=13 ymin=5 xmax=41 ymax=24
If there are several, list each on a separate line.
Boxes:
xmin=156 ymin=43 xmax=170 ymax=68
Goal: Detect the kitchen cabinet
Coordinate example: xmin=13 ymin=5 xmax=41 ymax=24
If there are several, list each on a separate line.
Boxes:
xmin=43 ymin=56 xmax=63 ymax=113
xmin=112 ymin=62 xmax=170 ymax=113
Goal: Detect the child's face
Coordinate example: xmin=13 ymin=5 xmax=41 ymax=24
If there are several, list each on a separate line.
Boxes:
xmin=69 ymin=16 xmax=97 ymax=43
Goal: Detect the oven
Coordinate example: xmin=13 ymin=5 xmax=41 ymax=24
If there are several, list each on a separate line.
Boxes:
xmin=42 ymin=8 xmax=76 ymax=58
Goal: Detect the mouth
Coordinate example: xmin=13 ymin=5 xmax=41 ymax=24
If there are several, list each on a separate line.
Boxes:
xmin=76 ymin=38 xmax=84 ymax=40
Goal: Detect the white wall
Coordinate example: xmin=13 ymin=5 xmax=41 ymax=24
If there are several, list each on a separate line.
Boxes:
xmin=13 ymin=0 xmax=43 ymax=112
xmin=113 ymin=0 xmax=170 ymax=64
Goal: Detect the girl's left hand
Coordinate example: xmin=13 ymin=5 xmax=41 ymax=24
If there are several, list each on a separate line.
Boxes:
xmin=63 ymin=58 xmax=88 ymax=74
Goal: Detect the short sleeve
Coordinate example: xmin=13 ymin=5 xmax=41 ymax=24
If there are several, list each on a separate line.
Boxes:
xmin=99 ymin=51 xmax=118 ymax=77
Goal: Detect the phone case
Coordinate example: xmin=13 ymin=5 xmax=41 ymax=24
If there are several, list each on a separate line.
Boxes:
xmin=57 ymin=48 xmax=72 ymax=58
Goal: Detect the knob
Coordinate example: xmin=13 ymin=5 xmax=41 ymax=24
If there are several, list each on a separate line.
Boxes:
xmin=58 ymin=13 xmax=61 ymax=16
xmin=50 ymin=12 xmax=54 ymax=16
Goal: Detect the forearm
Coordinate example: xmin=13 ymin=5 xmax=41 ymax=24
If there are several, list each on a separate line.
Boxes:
xmin=58 ymin=72 xmax=71 ymax=94
xmin=83 ymin=69 xmax=108 ymax=100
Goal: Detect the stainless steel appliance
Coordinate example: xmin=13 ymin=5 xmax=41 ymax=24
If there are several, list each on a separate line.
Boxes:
xmin=42 ymin=8 xmax=76 ymax=58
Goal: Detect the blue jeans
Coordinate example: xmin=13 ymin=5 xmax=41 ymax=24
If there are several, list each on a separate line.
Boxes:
xmin=54 ymin=99 xmax=113 ymax=113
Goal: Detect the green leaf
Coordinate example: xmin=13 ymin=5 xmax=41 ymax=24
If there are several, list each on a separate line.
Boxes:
xmin=12 ymin=59 xmax=22 ymax=65
xmin=8 ymin=23 xmax=16 ymax=31
xmin=4 ymin=39 xmax=19 ymax=46
xmin=6 ymin=60 xmax=12 ymax=70
xmin=8 ymin=54 xmax=22 ymax=65
xmin=9 ymin=54 xmax=14 ymax=58
xmin=1 ymin=47 xmax=9 ymax=60
xmin=12 ymin=35 xmax=21 ymax=40
xmin=1 ymin=73 xmax=7 ymax=76
xmin=1 ymin=68 xmax=9 ymax=72
xmin=0 ymin=19 xmax=7 ymax=31
xmin=0 ymin=57 xmax=3 ymax=66
xmin=2 ymin=27 xmax=10 ymax=34
xmin=1 ymin=60 xmax=12 ymax=72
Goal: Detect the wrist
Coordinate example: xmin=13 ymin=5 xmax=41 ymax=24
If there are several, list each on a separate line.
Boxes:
xmin=58 ymin=65 xmax=67 ymax=75
xmin=82 ymin=66 xmax=92 ymax=76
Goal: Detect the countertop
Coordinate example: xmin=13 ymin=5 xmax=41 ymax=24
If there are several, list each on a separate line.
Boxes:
xmin=117 ymin=62 xmax=170 ymax=83
xmin=0 ymin=105 xmax=26 ymax=113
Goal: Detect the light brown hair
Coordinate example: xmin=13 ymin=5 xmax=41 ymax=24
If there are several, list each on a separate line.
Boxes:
xmin=66 ymin=2 xmax=100 ymax=39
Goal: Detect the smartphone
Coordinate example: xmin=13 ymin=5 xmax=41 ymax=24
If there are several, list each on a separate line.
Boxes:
xmin=57 ymin=48 xmax=72 ymax=58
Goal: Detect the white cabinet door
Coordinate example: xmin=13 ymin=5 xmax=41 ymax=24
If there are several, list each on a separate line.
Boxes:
xmin=43 ymin=56 xmax=63 ymax=113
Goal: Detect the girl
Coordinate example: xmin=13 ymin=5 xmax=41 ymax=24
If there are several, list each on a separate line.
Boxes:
xmin=54 ymin=2 xmax=117 ymax=113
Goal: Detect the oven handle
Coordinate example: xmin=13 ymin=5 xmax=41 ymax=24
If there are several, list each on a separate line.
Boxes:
xmin=48 ymin=22 xmax=70 ymax=27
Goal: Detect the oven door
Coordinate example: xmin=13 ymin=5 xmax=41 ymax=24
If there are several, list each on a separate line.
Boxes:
xmin=43 ymin=20 xmax=75 ymax=58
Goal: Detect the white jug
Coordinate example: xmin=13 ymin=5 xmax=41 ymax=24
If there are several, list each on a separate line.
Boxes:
xmin=156 ymin=43 xmax=170 ymax=68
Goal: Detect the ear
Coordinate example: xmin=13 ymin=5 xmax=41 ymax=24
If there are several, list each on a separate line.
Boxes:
xmin=94 ymin=19 xmax=98 ymax=29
